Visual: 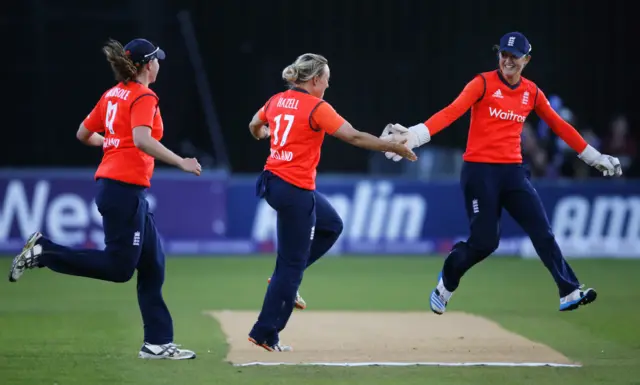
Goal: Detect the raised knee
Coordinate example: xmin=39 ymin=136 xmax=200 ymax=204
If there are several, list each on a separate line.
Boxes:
xmin=468 ymin=238 xmax=499 ymax=257
xmin=334 ymin=218 xmax=344 ymax=236
xmin=111 ymin=267 xmax=136 ymax=283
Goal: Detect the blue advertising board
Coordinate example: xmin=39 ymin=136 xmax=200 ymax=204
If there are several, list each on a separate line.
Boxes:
xmin=0 ymin=169 xmax=638 ymax=258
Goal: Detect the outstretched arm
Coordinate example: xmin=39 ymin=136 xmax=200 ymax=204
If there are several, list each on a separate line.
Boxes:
xmin=535 ymin=89 xmax=621 ymax=177
xmin=331 ymin=121 xmax=417 ymax=161
xmin=314 ymin=102 xmax=417 ymax=161
xmin=534 ymin=89 xmax=587 ymax=153
xmin=424 ymin=75 xmax=486 ymax=136
xmin=381 ymin=75 xmax=484 ymax=161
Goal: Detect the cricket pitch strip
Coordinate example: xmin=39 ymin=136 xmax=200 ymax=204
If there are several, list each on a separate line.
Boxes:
xmin=206 ymin=310 xmax=580 ymax=367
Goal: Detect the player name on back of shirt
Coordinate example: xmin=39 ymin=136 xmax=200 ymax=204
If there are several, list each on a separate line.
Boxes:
xmin=104 ymin=87 xmax=132 ymax=101
xmin=276 ymin=97 xmax=299 ymax=110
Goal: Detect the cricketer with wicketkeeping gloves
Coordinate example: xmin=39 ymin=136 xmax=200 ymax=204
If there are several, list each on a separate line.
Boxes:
xmin=380 ymin=32 xmax=622 ymax=314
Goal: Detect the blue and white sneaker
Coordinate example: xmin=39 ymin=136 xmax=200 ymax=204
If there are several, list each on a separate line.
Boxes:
xmin=138 ymin=342 xmax=196 ymax=360
xmin=430 ymin=271 xmax=454 ymax=315
xmin=559 ymin=285 xmax=597 ymax=311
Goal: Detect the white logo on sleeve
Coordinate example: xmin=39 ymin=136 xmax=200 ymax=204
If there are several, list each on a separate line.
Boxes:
xmin=472 ymin=199 xmax=480 ymax=214
xmin=133 ymin=231 xmax=141 ymax=246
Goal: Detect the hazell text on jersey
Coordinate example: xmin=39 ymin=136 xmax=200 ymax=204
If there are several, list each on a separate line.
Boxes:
xmin=276 ymin=97 xmax=299 ymax=110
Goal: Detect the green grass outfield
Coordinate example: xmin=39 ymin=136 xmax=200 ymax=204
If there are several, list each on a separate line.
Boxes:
xmin=1 ymin=255 xmax=639 ymax=385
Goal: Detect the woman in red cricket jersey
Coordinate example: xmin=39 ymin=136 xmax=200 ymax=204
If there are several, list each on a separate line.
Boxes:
xmin=9 ymin=38 xmax=200 ymax=360
xmin=381 ymin=32 xmax=622 ymax=315
xmin=246 ymin=53 xmax=416 ymax=352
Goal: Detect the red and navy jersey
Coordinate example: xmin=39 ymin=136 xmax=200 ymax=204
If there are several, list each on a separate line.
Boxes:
xmin=258 ymin=88 xmax=345 ymax=190
xmin=424 ymin=70 xmax=587 ymax=163
xmin=83 ymin=81 xmax=163 ymax=187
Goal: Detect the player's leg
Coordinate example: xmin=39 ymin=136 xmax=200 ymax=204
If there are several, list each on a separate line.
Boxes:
xmin=9 ymin=179 xmax=143 ymax=283
xmin=273 ymin=191 xmax=342 ymax=311
xmin=267 ymin=191 xmax=342 ymax=310
xmin=431 ymin=162 xmax=502 ymax=314
xmin=502 ymin=166 xmax=596 ymax=311
xmin=306 ymin=191 xmax=344 ymax=268
xmin=136 ymin=206 xmax=195 ymax=360
xmin=249 ymin=172 xmax=314 ymax=351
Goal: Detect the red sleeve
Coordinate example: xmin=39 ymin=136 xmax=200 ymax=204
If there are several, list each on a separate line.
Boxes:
xmin=258 ymin=95 xmax=278 ymax=122
xmin=258 ymin=107 xmax=267 ymax=121
xmin=83 ymin=101 xmax=104 ymax=133
xmin=425 ymin=75 xmax=485 ymax=135
xmin=534 ymin=89 xmax=587 ymax=153
xmin=130 ymin=95 xmax=158 ymax=129
xmin=312 ymin=102 xmax=346 ymax=135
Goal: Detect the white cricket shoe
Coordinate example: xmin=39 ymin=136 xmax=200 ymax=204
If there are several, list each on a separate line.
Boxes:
xmin=138 ymin=342 xmax=196 ymax=360
xmin=8 ymin=232 xmax=43 ymax=282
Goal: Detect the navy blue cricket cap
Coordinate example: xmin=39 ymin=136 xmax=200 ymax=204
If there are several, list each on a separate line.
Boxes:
xmin=497 ymin=32 xmax=532 ymax=58
xmin=124 ymin=38 xmax=166 ymax=66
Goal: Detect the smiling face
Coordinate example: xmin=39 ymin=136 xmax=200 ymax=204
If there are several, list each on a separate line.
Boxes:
xmin=499 ymin=50 xmax=530 ymax=78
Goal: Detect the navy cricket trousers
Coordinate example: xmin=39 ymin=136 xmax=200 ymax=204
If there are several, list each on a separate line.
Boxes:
xmin=249 ymin=171 xmax=343 ymax=346
xmin=37 ymin=178 xmax=173 ymax=345
xmin=441 ymin=162 xmax=580 ymax=297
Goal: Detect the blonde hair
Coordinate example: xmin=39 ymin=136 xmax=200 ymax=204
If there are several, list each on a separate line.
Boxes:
xmin=282 ymin=53 xmax=328 ymax=86
xmin=102 ymin=39 xmax=139 ymax=84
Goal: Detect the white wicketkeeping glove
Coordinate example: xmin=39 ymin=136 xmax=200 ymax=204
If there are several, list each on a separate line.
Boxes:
xmin=577 ymin=144 xmax=623 ymax=177
xmin=380 ymin=123 xmax=431 ymax=162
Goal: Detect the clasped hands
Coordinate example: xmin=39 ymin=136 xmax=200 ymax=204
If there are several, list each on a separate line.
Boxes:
xmin=379 ymin=123 xmax=431 ymax=162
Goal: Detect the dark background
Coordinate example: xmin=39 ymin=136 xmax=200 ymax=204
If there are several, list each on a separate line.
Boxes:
xmin=3 ymin=0 xmax=637 ymax=175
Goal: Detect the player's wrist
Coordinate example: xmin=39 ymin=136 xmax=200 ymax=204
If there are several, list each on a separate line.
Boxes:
xmin=578 ymin=144 xmax=601 ymax=165
xmin=408 ymin=123 xmax=431 ymax=146
xmin=389 ymin=142 xmax=405 ymax=153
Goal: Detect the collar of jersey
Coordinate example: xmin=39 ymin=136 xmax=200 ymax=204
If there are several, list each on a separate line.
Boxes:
xmin=496 ymin=70 xmax=521 ymax=90
xmin=291 ymin=87 xmax=310 ymax=94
